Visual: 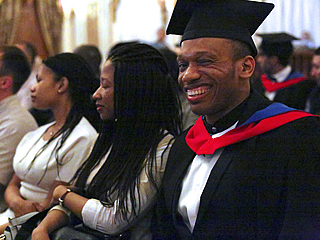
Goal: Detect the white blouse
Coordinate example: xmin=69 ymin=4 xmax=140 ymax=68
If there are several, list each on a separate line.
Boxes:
xmin=53 ymin=132 xmax=174 ymax=240
xmin=14 ymin=117 xmax=98 ymax=202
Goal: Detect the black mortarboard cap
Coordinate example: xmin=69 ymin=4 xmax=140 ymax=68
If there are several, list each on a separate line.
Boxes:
xmin=258 ymin=32 xmax=299 ymax=57
xmin=166 ymin=0 xmax=274 ymax=56
xmin=257 ymin=32 xmax=299 ymax=43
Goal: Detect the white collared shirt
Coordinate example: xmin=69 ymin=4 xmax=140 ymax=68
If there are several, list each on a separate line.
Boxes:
xmin=265 ymin=65 xmax=292 ymax=101
xmin=178 ymin=122 xmax=237 ymax=232
xmin=0 ymin=95 xmax=37 ymax=185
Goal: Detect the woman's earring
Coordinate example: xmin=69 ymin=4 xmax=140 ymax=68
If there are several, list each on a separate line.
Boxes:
xmin=58 ymin=90 xmax=61 ymax=93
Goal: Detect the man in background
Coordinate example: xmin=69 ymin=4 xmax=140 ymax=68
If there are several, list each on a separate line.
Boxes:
xmin=0 ymin=46 xmax=38 ymax=211
xmin=73 ymin=44 xmax=102 ymax=131
xmin=73 ymin=44 xmax=102 ymax=83
xmin=305 ymin=47 xmax=320 ymax=114
xmin=254 ymin=32 xmax=315 ymax=109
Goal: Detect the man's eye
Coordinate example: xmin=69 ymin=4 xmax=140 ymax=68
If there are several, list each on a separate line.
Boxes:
xmin=178 ymin=63 xmax=188 ymax=71
xmin=198 ymin=59 xmax=212 ymax=65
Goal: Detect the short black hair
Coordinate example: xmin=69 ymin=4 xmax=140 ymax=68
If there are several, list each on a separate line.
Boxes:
xmin=74 ymin=45 xmax=102 ymax=77
xmin=229 ymin=39 xmax=254 ymax=61
xmin=17 ymin=42 xmax=37 ymax=66
xmin=260 ymin=41 xmax=293 ymax=66
xmin=0 ymin=46 xmax=31 ymax=93
xmin=314 ymin=47 xmax=320 ymax=56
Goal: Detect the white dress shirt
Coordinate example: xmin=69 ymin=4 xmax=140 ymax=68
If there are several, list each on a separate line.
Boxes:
xmin=0 ymin=95 xmax=37 ymax=186
xmin=178 ymin=122 xmax=237 ymax=232
xmin=265 ymin=65 xmax=292 ymax=101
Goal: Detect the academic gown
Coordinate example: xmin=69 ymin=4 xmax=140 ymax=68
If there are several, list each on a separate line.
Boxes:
xmin=252 ymin=71 xmax=315 ymax=110
xmin=152 ymin=90 xmax=320 ymax=239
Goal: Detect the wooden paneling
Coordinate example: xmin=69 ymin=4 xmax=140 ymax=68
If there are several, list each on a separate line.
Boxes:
xmin=291 ymin=49 xmax=315 ymax=78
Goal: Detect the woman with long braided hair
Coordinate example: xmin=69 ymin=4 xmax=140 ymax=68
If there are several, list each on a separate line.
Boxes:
xmin=0 ymin=53 xmax=98 ymax=230
xmin=30 ymin=42 xmax=182 ymax=239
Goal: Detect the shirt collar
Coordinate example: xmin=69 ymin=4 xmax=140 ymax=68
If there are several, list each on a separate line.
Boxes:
xmin=272 ymin=65 xmax=292 ymax=83
xmin=203 ymin=94 xmax=250 ymax=135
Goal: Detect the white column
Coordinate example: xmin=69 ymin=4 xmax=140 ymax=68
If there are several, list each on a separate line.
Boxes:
xmin=73 ymin=1 xmax=89 ymax=49
xmin=60 ymin=0 xmax=74 ymax=52
xmin=97 ymin=0 xmax=113 ymax=59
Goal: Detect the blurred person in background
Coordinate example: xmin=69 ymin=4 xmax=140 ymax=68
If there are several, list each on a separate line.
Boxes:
xmin=0 ymin=46 xmax=38 ymax=212
xmin=254 ymin=32 xmax=315 ymax=109
xmin=73 ymin=44 xmax=103 ymax=131
xmin=305 ymin=47 xmax=320 ymax=114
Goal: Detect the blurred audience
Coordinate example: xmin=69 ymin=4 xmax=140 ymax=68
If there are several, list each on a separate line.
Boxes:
xmin=0 ymin=46 xmax=38 ymax=212
xmin=295 ymin=31 xmax=315 ymax=50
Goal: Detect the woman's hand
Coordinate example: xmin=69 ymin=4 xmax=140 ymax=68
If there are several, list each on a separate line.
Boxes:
xmin=9 ymin=198 xmax=38 ymax=217
xmin=31 ymin=225 xmax=50 ymax=240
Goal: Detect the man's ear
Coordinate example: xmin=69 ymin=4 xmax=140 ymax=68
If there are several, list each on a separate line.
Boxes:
xmin=238 ymin=55 xmax=255 ymax=79
xmin=57 ymin=77 xmax=69 ymax=93
xmin=0 ymin=76 xmax=13 ymax=90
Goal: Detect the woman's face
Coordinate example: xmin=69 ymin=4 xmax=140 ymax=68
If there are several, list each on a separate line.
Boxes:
xmin=31 ymin=64 xmax=61 ymax=110
xmin=92 ymin=60 xmax=115 ymax=121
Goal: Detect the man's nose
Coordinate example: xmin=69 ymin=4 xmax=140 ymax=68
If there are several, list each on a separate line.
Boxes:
xmin=180 ymin=64 xmax=201 ymax=84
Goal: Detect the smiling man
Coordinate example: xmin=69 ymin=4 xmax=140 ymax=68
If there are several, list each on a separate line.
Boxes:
xmin=152 ymin=0 xmax=320 ymax=239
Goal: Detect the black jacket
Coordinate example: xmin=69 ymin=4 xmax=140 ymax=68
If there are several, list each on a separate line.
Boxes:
xmin=152 ymin=91 xmax=320 ymax=239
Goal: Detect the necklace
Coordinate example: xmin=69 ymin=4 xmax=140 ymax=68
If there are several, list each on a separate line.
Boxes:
xmin=48 ymin=124 xmax=59 ymax=137
xmin=47 ymin=122 xmax=64 ymax=138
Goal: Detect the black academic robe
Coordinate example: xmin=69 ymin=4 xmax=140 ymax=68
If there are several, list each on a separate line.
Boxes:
xmin=307 ymin=85 xmax=320 ymax=115
xmin=272 ymin=79 xmax=315 ymax=110
xmin=152 ymin=91 xmax=320 ymax=239
xmin=251 ymin=71 xmax=316 ymax=110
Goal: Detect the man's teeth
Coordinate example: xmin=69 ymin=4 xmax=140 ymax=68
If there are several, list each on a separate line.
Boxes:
xmin=187 ymin=88 xmax=208 ymax=96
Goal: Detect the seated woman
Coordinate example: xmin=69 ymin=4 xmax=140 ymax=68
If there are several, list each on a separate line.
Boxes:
xmin=30 ymin=43 xmax=182 ymax=240
xmin=0 ymin=53 xmax=98 ymax=229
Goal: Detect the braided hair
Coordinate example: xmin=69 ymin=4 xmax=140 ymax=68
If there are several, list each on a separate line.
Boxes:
xmin=74 ymin=43 xmax=182 ymax=219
